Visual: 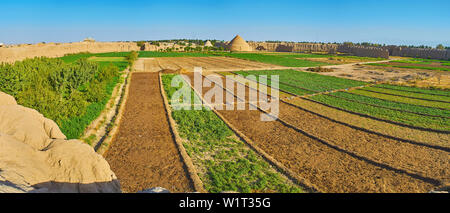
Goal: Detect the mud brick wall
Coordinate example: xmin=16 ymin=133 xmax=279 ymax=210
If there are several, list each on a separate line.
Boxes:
xmin=386 ymin=46 xmax=450 ymax=60
xmin=0 ymin=42 xmax=141 ymax=63
xmin=337 ymin=45 xmax=389 ymax=59
xmin=248 ymin=42 xmax=338 ymax=53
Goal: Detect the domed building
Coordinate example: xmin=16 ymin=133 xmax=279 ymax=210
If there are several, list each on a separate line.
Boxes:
xmin=228 ymin=35 xmax=251 ymax=52
xmin=204 ymin=40 xmax=213 ymax=47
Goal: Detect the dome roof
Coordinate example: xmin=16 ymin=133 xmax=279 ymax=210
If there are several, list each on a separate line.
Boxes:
xmin=229 ymin=35 xmax=251 ymax=52
xmin=204 ymin=41 xmax=213 ymax=47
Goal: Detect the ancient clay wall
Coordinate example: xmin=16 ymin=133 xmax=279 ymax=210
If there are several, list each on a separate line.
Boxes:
xmin=248 ymin=42 xmax=337 ymax=53
xmin=386 ymin=46 xmax=450 ymax=60
xmin=337 ymin=45 xmax=389 ymax=59
xmin=0 ymin=42 xmax=141 ymax=63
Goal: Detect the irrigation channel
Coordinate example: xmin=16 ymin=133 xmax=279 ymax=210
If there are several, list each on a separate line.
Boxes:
xmin=183 ymin=72 xmax=449 ymax=193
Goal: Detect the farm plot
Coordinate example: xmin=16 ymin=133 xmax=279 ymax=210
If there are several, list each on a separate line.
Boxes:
xmin=308 ymin=93 xmax=449 ymax=131
xmin=184 ymin=72 xmax=447 ymax=192
xmin=368 ymin=58 xmax=450 ymax=72
xmin=161 ymin=74 xmax=301 ymax=193
xmin=214 ymin=53 xmax=330 ymax=67
xmin=230 ymin=69 xmax=449 ymax=131
xmin=234 ymin=69 xmax=368 ymax=95
xmin=105 ymin=72 xmax=193 ymax=193
xmin=222 ymin=73 xmax=450 ymax=148
xmin=134 ymin=57 xmax=283 ymax=72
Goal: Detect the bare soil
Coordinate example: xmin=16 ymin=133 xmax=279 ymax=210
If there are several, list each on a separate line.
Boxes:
xmin=105 ymin=72 xmax=193 ymax=193
xmin=134 ymin=57 xmax=284 ymax=72
xmin=185 ymin=72 xmax=445 ymax=192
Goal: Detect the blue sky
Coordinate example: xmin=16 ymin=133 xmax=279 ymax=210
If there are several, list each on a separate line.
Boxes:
xmin=1 ymin=0 xmax=449 ymax=46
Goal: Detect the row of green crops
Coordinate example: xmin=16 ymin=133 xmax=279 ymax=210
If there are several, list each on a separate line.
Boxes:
xmin=234 ymin=69 xmax=368 ymax=95
xmin=368 ymin=63 xmax=450 ymax=72
xmin=360 ymin=86 xmax=450 ymax=103
xmin=308 ymin=94 xmax=449 ymax=131
xmin=214 ymin=53 xmax=330 ymax=67
xmin=330 ymin=91 xmax=450 ymax=118
xmin=161 ymin=74 xmax=301 ymax=193
xmin=0 ymin=53 xmax=132 ymax=139
xmin=348 ymin=89 xmax=450 ymax=109
xmin=375 ymin=84 xmax=450 ymax=97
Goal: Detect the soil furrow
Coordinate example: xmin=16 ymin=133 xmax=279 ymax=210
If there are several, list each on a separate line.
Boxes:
xmin=105 ymin=72 xmax=194 ymax=193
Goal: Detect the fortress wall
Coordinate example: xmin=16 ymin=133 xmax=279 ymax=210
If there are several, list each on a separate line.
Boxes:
xmin=386 ymin=46 xmax=450 ymax=60
xmin=0 ymin=42 xmax=141 ymax=63
xmin=248 ymin=42 xmax=337 ymax=53
xmin=337 ymin=45 xmax=389 ymax=59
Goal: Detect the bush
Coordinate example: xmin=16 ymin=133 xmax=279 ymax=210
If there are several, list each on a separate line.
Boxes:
xmin=0 ymin=57 xmax=120 ymax=139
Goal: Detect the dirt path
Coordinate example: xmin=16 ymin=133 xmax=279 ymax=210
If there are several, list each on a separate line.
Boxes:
xmin=105 ymin=72 xmax=194 ymax=193
xmin=185 ymin=72 xmax=444 ymax=192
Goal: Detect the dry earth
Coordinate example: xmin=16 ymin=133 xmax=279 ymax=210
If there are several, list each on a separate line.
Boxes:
xmin=133 ymin=56 xmax=285 ymax=72
xmin=104 ymin=72 xmax=194 ymax=193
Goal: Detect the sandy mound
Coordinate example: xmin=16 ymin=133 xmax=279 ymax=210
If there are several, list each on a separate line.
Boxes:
xmin=0 ymin=92 xmax=120 ymax=193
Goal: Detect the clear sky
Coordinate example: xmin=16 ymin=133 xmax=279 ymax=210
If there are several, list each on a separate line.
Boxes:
xmin=1 ymin=0 xmax=449 ymax=46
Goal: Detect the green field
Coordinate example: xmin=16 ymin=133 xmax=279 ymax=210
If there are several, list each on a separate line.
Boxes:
xmin=348 ymin=89 xmax=450 ymax=109
xmin=309 ymin=93 xmax=449 ymax=131
xmin=234 ymin=69 xmax=368 ymax=95
xmin=360 ymin=86 xmax=450 ymax=102
xmin=368 ymin=63 xmax=450 ymax=71
xmin=162 ymin=74 xmax=301 ymax=193
xmin=375 ymin=84 xmax=450 ymax=96
xmin=214 ymin=53 xmax=330 ymax=67
xmin=330 ymin=91 xmax=450 ymax=117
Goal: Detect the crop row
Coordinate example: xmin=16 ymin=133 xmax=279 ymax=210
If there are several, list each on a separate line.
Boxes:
xmin=308 ymin=94 xmax=449 ymax=131
xmin=215 ymin=53 xmax=330 ymax=67
xmin=375 ymin=84 xmax=450 ymax=97
xmin=368 ymin=63 xmax=450 ymax=72
xmin=361 ymin=86 xmax=450 ymax=103
xmin=349 ymin=89 xmax=450 ymax=110
xmin=330 ymin=91 xmax=450 ymax=117
xmin=234 ymin=69 xmax=368 ymax=94
xmin=161 ymin=74 xmax=301 ymax=193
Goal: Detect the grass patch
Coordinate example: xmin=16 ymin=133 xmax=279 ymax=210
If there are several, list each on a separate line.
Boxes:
xmin=162 ymin=74 xmax=301 ymax=193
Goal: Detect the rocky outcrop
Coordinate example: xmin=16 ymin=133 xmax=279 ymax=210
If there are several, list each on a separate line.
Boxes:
xmin=0 ymin=92 xmax=120 ymax=193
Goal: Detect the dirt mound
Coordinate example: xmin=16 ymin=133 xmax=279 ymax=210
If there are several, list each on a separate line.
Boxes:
xmin=306 ymin=66 xmax=335 ymax=72
xmin=0 ymin=92 xmax=120 ymax=193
